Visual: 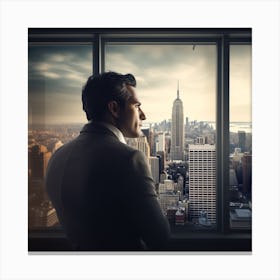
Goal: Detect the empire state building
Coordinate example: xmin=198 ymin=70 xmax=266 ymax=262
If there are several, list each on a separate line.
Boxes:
xmin=171 ymin=82 xmax=184 ymax=161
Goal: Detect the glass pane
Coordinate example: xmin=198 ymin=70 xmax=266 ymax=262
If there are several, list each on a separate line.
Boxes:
xmin=229 ymin=45 xmax=252 ymax=231
xmin=105 ymin=44 xmax=217 ymax=230
xmin=28 ymin=45 xmax=92 ymax=230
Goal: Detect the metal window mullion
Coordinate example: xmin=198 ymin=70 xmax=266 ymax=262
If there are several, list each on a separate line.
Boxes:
xmin=93 ymin=34 xmax=101 ymax=75
xmin=222 ymin=36 xmax=230 ymax=233
xmin=216 ymin=36 xmax=230 ymax=233
xmin=216 ymin=38 xmax=222 ymax=233
xmin=100 ymin=37 xmax=106 ymax=73
xmin=102 ymin=37 xmax=219 ymax=44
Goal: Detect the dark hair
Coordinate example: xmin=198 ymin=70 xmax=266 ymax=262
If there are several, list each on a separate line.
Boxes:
xmin=82 ymin=71 xmax=136 ymax=121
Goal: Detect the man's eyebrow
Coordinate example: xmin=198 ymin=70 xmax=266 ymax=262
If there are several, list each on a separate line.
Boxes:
xmin=131 ymin=100 xmax=141 ymax=106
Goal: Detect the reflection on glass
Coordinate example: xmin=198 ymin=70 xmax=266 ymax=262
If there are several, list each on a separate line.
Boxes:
xmin=28 ymin=45 xmax=92 ymax=229
xmin=105 ymin=44 xmax=217 ymax=229
xmin=229 ymin=45 xmax=252 ymax=231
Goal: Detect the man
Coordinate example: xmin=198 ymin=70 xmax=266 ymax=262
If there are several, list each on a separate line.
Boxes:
xmin=46 ymin=72 xmax=170 ymax=251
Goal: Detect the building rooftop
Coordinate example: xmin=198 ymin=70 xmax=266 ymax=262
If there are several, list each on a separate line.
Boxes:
xmin=235 ymin=209 xmax=252 ymax=218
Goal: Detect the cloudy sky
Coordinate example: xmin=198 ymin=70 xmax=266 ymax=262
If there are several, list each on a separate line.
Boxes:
xmin=28 ymin=43 xmax=251 ymax=125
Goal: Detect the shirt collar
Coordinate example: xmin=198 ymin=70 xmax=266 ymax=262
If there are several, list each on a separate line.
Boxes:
xmin=90 ymin=121 xmax=126 ymax=144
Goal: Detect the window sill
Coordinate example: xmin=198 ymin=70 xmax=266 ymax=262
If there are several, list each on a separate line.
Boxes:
xmin=28 ymin=226 xmax=251 ymax=252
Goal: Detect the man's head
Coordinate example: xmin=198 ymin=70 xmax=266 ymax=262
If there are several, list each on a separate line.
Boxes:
xmin=82 ymin=71 xmax=146 ymax=138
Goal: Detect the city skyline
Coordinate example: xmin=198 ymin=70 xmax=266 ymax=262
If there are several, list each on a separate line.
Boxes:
xmin=29 ymin=45 xmax=251 ymax=125
xmin=28 ymin=115 xmax=251 ymax=230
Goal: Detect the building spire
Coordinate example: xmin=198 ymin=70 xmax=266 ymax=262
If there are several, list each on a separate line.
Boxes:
xmin=177 ymin=80 xmax=180 ymax=99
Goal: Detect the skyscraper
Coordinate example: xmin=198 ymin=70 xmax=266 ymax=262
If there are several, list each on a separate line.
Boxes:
xmin=188 ymin=144 xmax=216 ymax=224
xmin=141 ymin=127 xmax=154 ymax=156
xmin=171 ymin=82 xmax=184 ymax=161
xmin=29 ymin=144 xmax=52 ymax=179
xmin=238 ymin=130 xmax=246 ymax=152
xmin=28 ymin=144 xmax=58 ymax=228
xmin=156 ymin=132 xmax=165 ymax=153
xmin=126 ymin=135 xmax=150 ymax=159
xmin=156 ymin=151 xmax=165 ymax=174
xmin=242 ymin=152 xmax=252 ymax=196
xmin=149 ymin=156 xmax=160 ymax=185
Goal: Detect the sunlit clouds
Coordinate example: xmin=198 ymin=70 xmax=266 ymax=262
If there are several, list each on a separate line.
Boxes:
xmin=230 ymin=45 xmax=252 ymax=122
xmin=29 ymin=45 xmax=92 ymax=124
xmin=29 ymin=44 xmax=251 ymax=124
xmin=105 ymin=44 xmax=217 ymax=123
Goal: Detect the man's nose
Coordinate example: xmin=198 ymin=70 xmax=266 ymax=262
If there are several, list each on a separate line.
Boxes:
xmin=139 ymin=108 xmax=146 ymax=120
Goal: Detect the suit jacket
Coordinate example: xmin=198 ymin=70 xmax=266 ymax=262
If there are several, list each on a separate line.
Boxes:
xmin=45 ymin=122 xmax=170 ymax=251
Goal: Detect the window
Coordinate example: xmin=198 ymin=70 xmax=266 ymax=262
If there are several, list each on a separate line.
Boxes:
xmin=105 ymin=43 xmax=217 ymax=228
xmin=229 ymin=44 xmax=252 ymax=231
xmin=28 ymin=28 xmax=252 ymax=251
xmin=28 ymin=44 xmax=92 ymax=230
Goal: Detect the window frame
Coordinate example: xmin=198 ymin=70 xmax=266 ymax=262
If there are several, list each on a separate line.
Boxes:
xmin=28 ymin=28 xmax=252 ymax=251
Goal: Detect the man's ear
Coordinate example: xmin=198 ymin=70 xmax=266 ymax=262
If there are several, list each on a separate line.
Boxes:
xmin=107 ymin=100 xmax=120 ymax=118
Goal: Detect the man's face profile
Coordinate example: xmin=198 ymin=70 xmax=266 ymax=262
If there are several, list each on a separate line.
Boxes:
xmin=118 ymin=85 xmax=146 ymax=138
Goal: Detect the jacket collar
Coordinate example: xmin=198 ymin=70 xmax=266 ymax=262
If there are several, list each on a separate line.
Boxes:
xmin=80 ymin=121 xmax=126 ymax=144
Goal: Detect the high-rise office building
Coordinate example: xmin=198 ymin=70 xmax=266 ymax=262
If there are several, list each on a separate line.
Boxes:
xmin=238 ymin=131 xmax=246 ymax=152
xmin=242 ymin=152 xmax=252 ymax=195
xmin=28 ymin=201 xmax=59 ymax=228
xmin=176 ymin=174 xmax=184 ymax=194
xmin=28 ymin=144 xmax=57 ymax=228
xmin=158 ymin=179 xmax=180 ymax=214
xmin=171 ymin=82 xmax=184 ymax=161
xmin=149 ymin=156 xmax=160 ymax=184
xmin=28 ymin=144 xmax=51 ymax=203
xmin=156 ymin=151 xmax=165 ymax=173
xmin=159 ymin=179 xmax=175 ymax=193
xmin=156 ymin=132 xmax=165 ymax=153
xmin=195 ymin=136 xmax=207 ymax=145
xmin=185 ymin=117 xmax=189 ymax=128
xmin=126 ymin=135 xmax=150 ymax=159
xmin=159 ymin=193 xmax=180 ymax=214
xmin=188 ymin=144 xmax=216 ymax=224
xmin=29 ymin=144 xmax=52 ymax=179
xmin=142 ymin=127 xmax=154 ymax=156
